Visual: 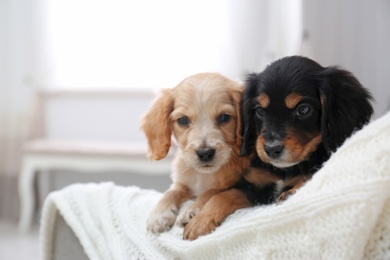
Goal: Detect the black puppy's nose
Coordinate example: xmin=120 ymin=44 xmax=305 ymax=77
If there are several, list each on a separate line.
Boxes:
xmin=196 ymin=149 xmax=216 ymax=162
xmin=264 ymin=144 xmax=284 ymax=159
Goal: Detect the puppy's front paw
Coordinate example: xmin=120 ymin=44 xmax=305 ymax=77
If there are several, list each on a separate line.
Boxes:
xmin=147 ymin=207 xmax=178 ymax=234
xmin=183 ymin=213 xmax=218 ymax=240
xmin=176 ymin=206 xmax=200 ymax=227
xmin=276 ymin=188 xmax=297 ymax=204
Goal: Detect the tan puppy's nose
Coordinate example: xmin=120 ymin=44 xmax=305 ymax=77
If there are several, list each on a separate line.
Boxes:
xmin=196 ymin=149 xmax=216 ymax=162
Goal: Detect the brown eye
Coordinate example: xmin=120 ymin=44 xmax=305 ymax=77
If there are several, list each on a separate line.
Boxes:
xmin=255 ymin=107 xmax=265 ymax=117
xmin=296 ymin=104 xmax=313 ymax=119
xmin=177 ymin=116 xmax=190 ymax=126
xmin=217 ymin=114 xmax=231 ymax=124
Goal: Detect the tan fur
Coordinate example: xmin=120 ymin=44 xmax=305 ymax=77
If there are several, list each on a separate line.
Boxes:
xmin=256 ymin=129 xmax=322 ymax=167
xmin=284 ymin=132 xmax=322 ymax=163
xmin=276 ymin=175 xmax=310 ymax=203
xmin=285 ymin=93 xmax=303 ymax=109
xmin=140 ymin=89 xmax=174 ymax=160
xmin=255 ymin=135 xmax=272 ymax=164
xmin=183 ymin=189 xmax=252 ymax=240
xmin=258 ymin=93 xmax=270 ymax=108
xmin=243 ymin=167 xmax=278 ymax=187
xmin=141 ymin=73 xmax=248 ymax=234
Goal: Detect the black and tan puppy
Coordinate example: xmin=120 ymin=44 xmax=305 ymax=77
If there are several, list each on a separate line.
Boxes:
xmin=183 ymin=56 xmax=374 ymax=240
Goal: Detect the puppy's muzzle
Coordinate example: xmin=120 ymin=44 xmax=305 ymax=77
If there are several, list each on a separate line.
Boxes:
xmin=264 ymin=143 xmax=284 ymax=159
xmin=196 ymin=149 xmax=216 ymax=162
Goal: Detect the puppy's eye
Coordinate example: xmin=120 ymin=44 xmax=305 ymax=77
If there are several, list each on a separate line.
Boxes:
xmin=255 ymin=107 xmax=265 ymax=117
xmin=296 ymin=104 xmax=313 ymax=118
xmin=177 ymin=116 xmax=190 ymax=126
xmin=217 ymin=114 xmax=231 ymax=124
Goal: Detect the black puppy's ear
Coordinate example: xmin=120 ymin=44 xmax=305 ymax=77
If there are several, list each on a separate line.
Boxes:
xmin=319 ymin=67 xmax=374 ymax=152
xmin=240 ymin=73 xmax=259 ymax=156
xmin=240 ymin=98 xmax=255 ymax=156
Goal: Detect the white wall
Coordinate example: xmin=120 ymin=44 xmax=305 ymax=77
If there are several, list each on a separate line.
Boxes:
xmin=40 ymin=90 xmax=155 ymax=143
xmin=0 ymin=0 xmax=38 ymax=177
xmin=302 ymin=0 xmax=390 ymax=119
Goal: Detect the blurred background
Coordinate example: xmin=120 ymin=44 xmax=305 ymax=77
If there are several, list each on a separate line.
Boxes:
xmin=1 ymin=0 xmax=389 ymax=259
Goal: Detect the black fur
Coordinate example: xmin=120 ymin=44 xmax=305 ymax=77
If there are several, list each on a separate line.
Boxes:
xmin=236 ymin=56 xmax=374 ymax=205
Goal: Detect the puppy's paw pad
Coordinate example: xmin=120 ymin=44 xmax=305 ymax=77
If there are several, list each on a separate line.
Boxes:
xmin=147 ymin=208 xmax=178 ymax=234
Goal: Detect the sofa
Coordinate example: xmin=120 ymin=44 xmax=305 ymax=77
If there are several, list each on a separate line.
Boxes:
xmin=40 ymin=111 xmax=390 ymax=260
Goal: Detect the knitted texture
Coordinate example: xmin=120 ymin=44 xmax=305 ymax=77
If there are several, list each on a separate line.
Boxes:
xmin=40 ymin=111 xmax=390 ymax=260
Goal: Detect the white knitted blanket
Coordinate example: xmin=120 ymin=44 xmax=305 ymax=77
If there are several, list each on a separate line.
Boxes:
xmin=41 ymin=111 xmax=390 ymax=260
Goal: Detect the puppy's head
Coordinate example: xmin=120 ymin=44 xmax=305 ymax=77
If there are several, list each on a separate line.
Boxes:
xmin=141 ymin=73 xmax=243 ymax=174
xmin=241 ymin=56 xmax=373 ymax=168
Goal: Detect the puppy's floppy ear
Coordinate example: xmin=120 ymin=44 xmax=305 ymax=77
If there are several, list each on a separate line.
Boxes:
xmin=240 ymin=73 xmax=259 ymax=156
xmin=230 ymin=83 xmax=244 ymax=150
xmin=141 ymin=89 xmax=174 ymax=160
xmin=319 ymin=67 xmax=374 ymax=152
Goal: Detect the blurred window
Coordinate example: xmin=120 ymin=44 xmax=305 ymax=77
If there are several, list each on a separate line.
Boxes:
xmin=42 ymin=0 xmax=230 ymax=89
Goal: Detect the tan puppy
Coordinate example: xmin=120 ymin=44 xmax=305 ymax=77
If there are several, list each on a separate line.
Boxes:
xmin=141 ymin=72 xmax=248 ymax=235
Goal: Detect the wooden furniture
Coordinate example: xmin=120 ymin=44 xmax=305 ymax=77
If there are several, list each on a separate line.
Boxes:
xmin=18 ymin=89 xmax=173 ymax=232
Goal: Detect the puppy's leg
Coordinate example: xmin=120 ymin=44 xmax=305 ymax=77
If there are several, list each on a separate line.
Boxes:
xmin=176 ymin=188 xmax=222 ymax=227
xmin=183 ymin=189 xmax=251 ymax=240
xmin=276 ymin=176 xmax=310 ymax=203
xmin=147 ymin=183 xmax=193 ymax=234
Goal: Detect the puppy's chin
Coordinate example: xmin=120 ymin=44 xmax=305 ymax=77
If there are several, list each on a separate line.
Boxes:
xmin=196 ymin=164 xmax=223 ymax=174
xmin=268 ymin=160 xmax=298 ymax=168
xmin=258 ymin=151 xmax=300 ymax=169
xmin=188 ymin=159 xmax=226 ymax=174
